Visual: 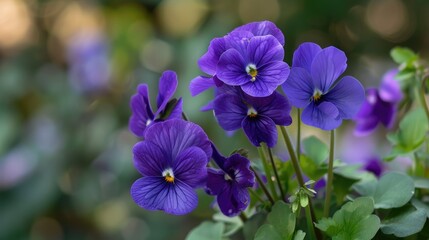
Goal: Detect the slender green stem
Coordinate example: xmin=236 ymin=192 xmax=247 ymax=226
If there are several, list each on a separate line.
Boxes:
xmin=305 ymin=204 xmax=316 ymax=240
xmin=279 ymin=126 xmax=305 ymax=186
xmin=258 ymin=147 xmax=278 ymax=200
xmin=324 ymin=130 xmax=335 ymax=218
xmin=280 ymin=126 xmax=322 ymax=240
xmin=265 ymin=145 xmax=286 ymax=200
xmin=297 ymin=108 xmax=301 ymax=160
xmin=250 ymin=166 xmax=275 ymax=205
xmin=418 ymin=77 xmax=429 ymax=121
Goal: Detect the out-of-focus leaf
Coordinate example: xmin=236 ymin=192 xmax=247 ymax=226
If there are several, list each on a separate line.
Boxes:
xmin=390 ymin=47 xmax=417 ymax=64
xmin=243 ymin=212 xmax=267 ymax=240
xmin=185 ymin=221 xmax=224 ymax=240
xmin=381 ymin=204 xmax=427 ymax=237
xmin=372 ymin=172 xmax=414 ymax=209
xmin=254 ymin=224 xmax=282 ymax=240
xmin=302 ymin=136 xmax=328 ymax=165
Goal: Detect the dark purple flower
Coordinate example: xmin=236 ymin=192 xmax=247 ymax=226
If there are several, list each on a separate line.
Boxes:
xmin=190 ymin=21 xmax=285 ymax=97
xmin=67 ymin=32 xmax=111 ymax=93
xmin=354 ymin=69 xmax=402 ymax=136
xmin=213 ymin=89 xmax=292 ymax=147
xmin=206 ymin=144 xmax=255 ymax=216
xmin=282 ymin=42 xmax=365 ymax=130
xmin=130 ymin=119 xmax=212 ymax=215
xmin=129 ymin=70 xmax=183 ymax=137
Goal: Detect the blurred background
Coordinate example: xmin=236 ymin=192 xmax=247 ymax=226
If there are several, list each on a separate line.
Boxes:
xmin=0 ymin=0 xmax=427 ymax=239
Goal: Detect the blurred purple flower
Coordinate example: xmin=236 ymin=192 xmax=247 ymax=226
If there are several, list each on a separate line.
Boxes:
xmin=190 ymin=21 xmax=285 ymax=97
xmin=130 ymin=119 xmax=212 ymax=215
xmin=354 ymin=69 xmax=402 ymax=136
xmin=67 ymin=32 xmax=111 ymax=93
xmin=282 ymin=42 xmax=365 ymax=130
xmin=206 ymin=144 xmax=255 ymax=217
xmin=213 ymin=88 xmax=292 ymax=147
xmin=129 ymin=70 xmax=183 ymax=138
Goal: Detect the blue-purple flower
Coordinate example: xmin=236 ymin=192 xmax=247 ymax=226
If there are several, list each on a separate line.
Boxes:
xmin=206 ymin=144 xmax=255 ymax=216
xmin=354 ymin=69 xmax=402 ymax=136
xmin=216 ymin=35 xmax=289 ymax=97
xmin=190 ymin=21 xmax=286 ymax=97
xmin=282 ymin=42 xmax=365 ymax=130
xmin=213 ymin=87 xmax=292 ymax=147
xmin=130 ymin=119 xmax=212 ymax=215
xmin=129 ymin=70 xmax=183 ymax=137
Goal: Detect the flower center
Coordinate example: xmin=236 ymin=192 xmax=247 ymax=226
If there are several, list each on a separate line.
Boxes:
xmin=247 ymin=106 xmax=258 ymax=118
xmin=162 ymin=168 xmax=175 ymax=183
xmin=146 ymin=119 xmax=152 ymax=126
xmin=246 ymin=64 xmax=258 ymax=82
xmin=312 ymin=89 xmax=323 ymax=102
xmin=224 ymin=173 xmax=232 ymax=181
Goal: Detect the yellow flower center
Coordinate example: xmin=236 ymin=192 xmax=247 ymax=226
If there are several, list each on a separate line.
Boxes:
xmin=312 ymin=89 xmax=323 ymax=102
xmin=246 ymin=64 xmax=258 ymax=82
xmin=247 ymin=106 xmax=258 ymax=118
xmin=162 ymin=169 xmax=175 ymax=183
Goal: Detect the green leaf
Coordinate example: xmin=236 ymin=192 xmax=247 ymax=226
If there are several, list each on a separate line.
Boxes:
xmin=333 ymin=173 xmax=360 ymax=204
xmin=185 ymin=221 xmax=224 ymax=240
xmin=299 ymin=155 xmax=326 ymax=181
xmin=381 ymin=204 xmax=427 ymax=237
xmin=254 ymin=224 xmax=282 ymax=240
xmin=243 ymin=213 xmax=267 ymax=240
xmin=293 ymin=230 xmax=306 ymax=240
xmin=302 ymin=136 xmax=328 ymax=165
xmin=212 ymin=213 xmax=242 ymax=237
xmin=395 ymin=108 xmax=428 ymax=153
xmin=267 ymin=201 xmax=296 ymax=240
xmin=390 ymin=47 xmax=417 ymax=64
xmin=372 ymin=172 xmax=415 ymax=209
xmin=414 ymin=177 xmax=429 ymax=190
xmin=315 ymin=197 xmax=380 ymax=240
xmin=412 ymin=199 xmax=429 ymax=219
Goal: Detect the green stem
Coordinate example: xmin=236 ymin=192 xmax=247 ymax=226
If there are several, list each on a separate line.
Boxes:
xmin=279 ymin=126 xmax=305 ymax=186
xmin=250 ymin=166 xmax=275 ymax=205
xmin=265 ymin=145 xmax=286 ymax=200
xmin=324 ymin=130 xmax=335 ymax=218
xmin=239 ymin=212 xmax=248 ymax=222
xmin=418 ymin=77 xmax=429 ymax=121
xmin=258 ymin=147 xmax=278 ymax=200
xmin=305 ymin=204 xmax=317 ymax=240
xmin=297 ymin=108 xmax=301 ymax=160
xmin=280 ymin=126 xmax=322 ymax=240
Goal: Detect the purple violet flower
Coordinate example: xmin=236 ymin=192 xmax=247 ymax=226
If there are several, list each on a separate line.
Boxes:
xmin=216 ymin=35 xmax=289 ymax=97
xmin=282 ymin=42 xmax=365 ymax=130
xmin=213 ymin=88 xmax=292 ymax=147
xmin=206 ymin=144 xmax=255 ymax=217
xmin=130 ymin=119 xmax=212 ymax=215
xmin=190 ymin=21 xmax=286 ymax=97
xmin=354 ymin=69 xmax=402 ymax=136
xmin=67 ymin=32 xmax=111 ymax=93
xmin=129 ymin=70 xmax=183 ymax=138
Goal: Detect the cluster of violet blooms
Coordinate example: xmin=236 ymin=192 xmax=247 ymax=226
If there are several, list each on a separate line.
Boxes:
xmin=127 ymin=21 xmax=392 ymax=217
